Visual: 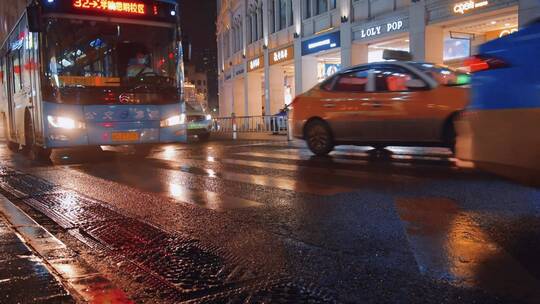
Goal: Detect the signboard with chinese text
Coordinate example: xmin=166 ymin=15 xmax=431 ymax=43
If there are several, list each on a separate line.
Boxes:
xmin=301 ymin=31 xmax=340 ymax=56
xmin=270 ymin=45 xmax=294 ymax=65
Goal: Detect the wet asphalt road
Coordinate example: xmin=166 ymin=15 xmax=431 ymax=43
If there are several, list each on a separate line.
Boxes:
xmin=0 ymin=139 xmax=539 ymax=303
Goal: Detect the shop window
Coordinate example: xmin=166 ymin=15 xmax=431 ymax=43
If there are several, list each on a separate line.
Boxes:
xmin=288 ymin=0 xmax=293 ymax=26
xmin=316 ymin=0 xmax=327 ymax=15
xmin=246 ymin=17 xmax=252 ymax=44
xmin=280 ymin=0 xmax=287 ymax=30
xmin=444 ymin=38 xmax=471 ymax=61
xmin=258 ymin=7 xmax=264 ymax=39
xmin=252 ymin=14 xmax=258 ymax=42
xmin=270 ymin=0 xmax=276 ymax=33
xmin=330 ymin=0 xmax=336 ymax=9
xmin=372 ymin=67 xmax=422 ymax=92
xmin=333 ymin=70 xmax=369 ymax=92
xmin=303 ymin=0 xmax=311 ymax=19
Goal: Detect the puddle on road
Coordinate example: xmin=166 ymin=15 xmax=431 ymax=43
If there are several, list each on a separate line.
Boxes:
xmin=168 ymin=182 xmax=261 ymax=210
xmin=396 ymin=197 xmax=540 ymax=303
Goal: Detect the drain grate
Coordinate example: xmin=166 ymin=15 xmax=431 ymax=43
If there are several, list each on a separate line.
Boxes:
xmin=81 ymin=218 xmax=168 ymax=251
xmin=0 ymin=174 xmax=60 ymax=198
xmin=0 ymin=167 xmax=20 ymax=176
xmin=185 ymin=278 xmax=336 ymax=304
xmin=24 ymin=192 xmax=124 ymax=229
xmin=0 ymin=165 xmax=335 ymax=303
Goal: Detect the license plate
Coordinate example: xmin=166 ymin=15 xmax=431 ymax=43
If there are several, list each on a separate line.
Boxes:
xmin=111 ymin=132 xmax=139 ymax=142
xmin=188 ymin=123 xmax=207 ymax=129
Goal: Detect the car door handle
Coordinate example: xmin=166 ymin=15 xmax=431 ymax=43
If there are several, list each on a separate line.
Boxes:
xmin=323 ymin=103 xmax=336 ymax=108
xmin=371 ymin=101 xmax=382 ymax=108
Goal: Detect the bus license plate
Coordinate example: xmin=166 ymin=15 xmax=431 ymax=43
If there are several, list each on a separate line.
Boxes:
xmin=111 ymin=132 xmax=139 ymax=142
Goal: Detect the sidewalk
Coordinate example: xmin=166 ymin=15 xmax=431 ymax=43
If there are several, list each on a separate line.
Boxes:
xmin=0 ymin=216 xmax=74 ymax=303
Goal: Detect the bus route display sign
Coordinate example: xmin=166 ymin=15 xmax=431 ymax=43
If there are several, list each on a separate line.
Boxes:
xmin=42 ymin=0 xmax=177 ymax=22
xmin=73 ymin=0 xmax=146 ymax=15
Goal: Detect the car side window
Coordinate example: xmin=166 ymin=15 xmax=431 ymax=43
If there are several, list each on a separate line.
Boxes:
xmin=333 ymin=70 xmax=369 ymax=92
xmin=372 ymin=66 xmax=424 ymax=92
xmin=320 ymin=76 xmax=336 ymax=91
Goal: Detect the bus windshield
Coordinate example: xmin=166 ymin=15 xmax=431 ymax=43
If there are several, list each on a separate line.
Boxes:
xmin=42 ymin=18 xmax=181 ymax=104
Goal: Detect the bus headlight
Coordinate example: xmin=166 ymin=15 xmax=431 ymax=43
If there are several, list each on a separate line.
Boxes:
xmin=205 ymin=114 xmax=212 ymax=121
xmin=160 ymin=113 xmax=185 ymax=127
xmin=47 ymin=115 xmax=85 ymax=129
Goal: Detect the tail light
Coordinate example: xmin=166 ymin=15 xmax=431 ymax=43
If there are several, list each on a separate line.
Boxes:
xmin=464 ymin=55 xmax=509 ymax=73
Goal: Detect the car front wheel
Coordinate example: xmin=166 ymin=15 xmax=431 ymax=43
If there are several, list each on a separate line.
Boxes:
xmin=305 ymin=120 xmax=334 ymax=156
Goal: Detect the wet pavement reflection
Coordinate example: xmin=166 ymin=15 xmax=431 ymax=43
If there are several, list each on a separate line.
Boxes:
xmin=0 ymin=141 xmax=538 ymax=303
xmin=397 ymin=197 xmax=540 ymax=303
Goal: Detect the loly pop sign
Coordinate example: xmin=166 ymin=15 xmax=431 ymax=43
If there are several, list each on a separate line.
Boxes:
xmin=359 ymin=20 xmax=403 ymax=39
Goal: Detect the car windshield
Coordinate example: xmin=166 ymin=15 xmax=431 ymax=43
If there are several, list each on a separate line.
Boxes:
xmin=186 ymin=103 xmax=204 ymax=113
xmin=42 ymin=18 xmax=181 ymax=104
xmin=411 ymin=63 xmax=470 ymax=86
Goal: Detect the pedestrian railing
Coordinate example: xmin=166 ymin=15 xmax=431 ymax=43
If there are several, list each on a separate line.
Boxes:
xmin=211 ymin=115 xmax=292 ymax=140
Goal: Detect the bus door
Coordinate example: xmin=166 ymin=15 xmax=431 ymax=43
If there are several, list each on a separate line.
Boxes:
xmin=8 ymin=48 xmax=25 ymax=144
xmin=26 ymin=32 xmax=43 ymax=145
xmin=4 ymin=54 xmax=16 ymax=142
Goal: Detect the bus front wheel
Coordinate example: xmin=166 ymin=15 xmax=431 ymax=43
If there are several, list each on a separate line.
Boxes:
xmin=133 ymin=145 xmax=153 ymax=158
xmin=24 ymin=113 xmax=51 ymax=161
xmin=7 ymin=141 xmax=19 ymax=152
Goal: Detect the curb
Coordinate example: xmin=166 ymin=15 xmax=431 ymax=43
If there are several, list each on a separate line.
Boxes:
xmin=0 ymin=194 xmax=133 ymax=304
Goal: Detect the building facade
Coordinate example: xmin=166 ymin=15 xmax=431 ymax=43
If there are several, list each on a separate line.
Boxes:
xmin=185 ymin=64 xmax=210 ymax=109
xmin=216 ymin=0 xmax=540 ymax=117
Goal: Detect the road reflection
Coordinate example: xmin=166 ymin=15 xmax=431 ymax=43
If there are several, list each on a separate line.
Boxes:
xmin=397 ymin=197 xmax=540 ymax=303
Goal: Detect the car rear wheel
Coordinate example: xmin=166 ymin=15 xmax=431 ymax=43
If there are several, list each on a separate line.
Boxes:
xmin=444 ymin=121 xmax=457 ymax=154
xmin=305 ymin=120 xmax=334 ymax=156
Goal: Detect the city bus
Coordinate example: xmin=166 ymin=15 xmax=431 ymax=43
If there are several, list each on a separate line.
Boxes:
xmin=0 ymin=0 xmax=187 ymax=160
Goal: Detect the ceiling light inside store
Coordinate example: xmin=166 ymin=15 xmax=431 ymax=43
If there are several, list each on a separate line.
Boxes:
xmin=505 ymin=23 xmax=511 ymax=27
xmin=490 ymin=21 xmax=497 ymax=25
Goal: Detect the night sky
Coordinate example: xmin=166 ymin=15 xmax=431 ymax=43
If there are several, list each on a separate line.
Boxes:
xmin=179 ymin=0 xmax=217 ymax=54
xmin=178 ymin=0 xmax=218 ymax=108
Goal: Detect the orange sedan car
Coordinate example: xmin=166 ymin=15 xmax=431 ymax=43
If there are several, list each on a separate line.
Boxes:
xmin=291 ymin=62 xmax=470 ymax=155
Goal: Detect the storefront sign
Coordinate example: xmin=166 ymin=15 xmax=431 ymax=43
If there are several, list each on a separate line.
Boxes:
xmin=270 ymin=45 xmax=294 ymax=65
xmin=359 ymin=20 xmax=404 ymax=39
xmin=233 ymin=64 xmax=244 ymax=77
xmin=453 ymin=0 xmax=489 ymax=14
xmin=235 ymin=68 xmax=244 ymax=76
xmin=302 ymin=31 xmax=341 ymax=56
xmin=247 ymin=57 xmax=262 ymax=71
xmin=498 ymin=28 xmax=518 ymax=37
xmin=485 ymin=28 xmax=518 ymax=40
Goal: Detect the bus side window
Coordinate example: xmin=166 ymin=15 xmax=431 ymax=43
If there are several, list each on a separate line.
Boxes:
xmin=1 ymin=58 xmax=5 ymax=96
xmin=12 ymin=51 xmax=22 ymax=94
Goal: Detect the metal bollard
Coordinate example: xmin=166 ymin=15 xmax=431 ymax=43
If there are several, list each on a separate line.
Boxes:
xmin=287 ymin=117 xmax=293 ymax=141
xmin=231 ymin=113 xmax=237 ymax=140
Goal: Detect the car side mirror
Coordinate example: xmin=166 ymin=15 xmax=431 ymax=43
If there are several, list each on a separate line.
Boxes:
xmin=27 ymin=4 xmax=42 ymax=33
xmin=406 ymin=79 xmax=428 ymax=90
